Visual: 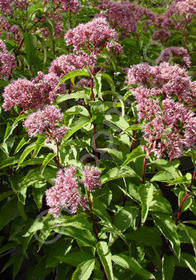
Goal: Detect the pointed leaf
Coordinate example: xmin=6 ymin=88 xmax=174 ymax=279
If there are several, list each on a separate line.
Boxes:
xmin=96 ymin=241 xmax=114 ymax=280
xmin=139 ymin=182 xmax=154 ymax=224
xmin=153 ymin=213 xmax=181 ymax=259
xmin=122 ymin=146 xmax=146 ymax=167
xmin=72 ymin=259 xmax=95 ymax=280
xmin=112 ymin=254 xmax=154 ymax=279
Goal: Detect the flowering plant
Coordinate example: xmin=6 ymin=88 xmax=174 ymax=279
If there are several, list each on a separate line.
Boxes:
xmin=1 ymin=0 xmax=196 ymax=280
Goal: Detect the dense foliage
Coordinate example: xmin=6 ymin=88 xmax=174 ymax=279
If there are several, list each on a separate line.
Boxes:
xmin=1 ymin=0 xmax=196 ymax=279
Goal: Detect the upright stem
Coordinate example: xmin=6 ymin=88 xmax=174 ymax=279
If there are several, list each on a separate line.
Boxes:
xmin=176 ymin=166 xmax=196 ymax=221
xmin=142 ymin=157 xmax=147 ymax=184
xmin=90 ymin=73 xmax=99 ymax=160
xmin=87 ymin=192 xmax=99 ymax=241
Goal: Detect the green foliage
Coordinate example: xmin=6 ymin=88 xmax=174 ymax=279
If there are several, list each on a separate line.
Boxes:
xmin=1 ymin=0 xmax=196 ymax=279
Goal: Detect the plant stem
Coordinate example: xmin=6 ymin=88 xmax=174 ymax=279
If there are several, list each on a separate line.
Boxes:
xmin=176 ymin=166 xmax=196 ymax=221
xmin=142 ymin=157 xmax=147 ymax=184
xmin=87 ymin=191 xmax=99 ymax=242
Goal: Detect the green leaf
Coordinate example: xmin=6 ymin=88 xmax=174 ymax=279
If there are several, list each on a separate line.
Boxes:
xmin=58 ymin=70 xmax=90 ymax=86
xmin=18 ymin=142 xmax=36 ymax=165
xmin=32 ymin=182 xmax=46 ymax=210
xmin=90 ymin=100 xmax=105 ymax=124
xmin=123 ymin=124 xmax=143 ymax=132
xmin=96 ymin=241 xmax=114 ymax=280
xmin=151 ymin=171 xmax=175 ymax=184
xmin=139 ymin=182 xmax=154 ymax=224
xmin=99 ymin=73 xmax=115 ymax=92
xmin=93 ymin=199 xmax=111 ymax=222
xmin=41 ymin=153 xmax=56 ymax=173
xmin=122 ymin=146 xmax=146 ymax=167
xmin=113 ymin=205 xmax=139 ymax=231
xmin=56 ymin=92 xmax=90 ymax=104
xmin=112 ymin=254 xmax=154 ymax=279
xmin=162 ymin=255 xmax=175 ymax=280
xmin=65 ymin=105 xmax=90 ymax=117
xmin=57 ymin=249 xmax=94 ymax=267
xmin=24 ymin=33 xmax=42 ymax=74
xmin=72 ymin=259 xmax=95 ymax=280
xmin=126 ymin=227 xmax=162 ymax=246
xmin=14 ymin=137 xmax=29 ymax=154
xmin=32 ymin=135 xmax=46 ymax=157
xmin=54 ymin=226 xmax=96 ymax=247
xmin=0 ymin=191 xmax=13 ymax=202
xmin=149 ymin=192 xmax=172 ymax=213
xmin=105 ymin=114 xmax=129 ymax=131
xmin=63 ymin=117 xmax=91 ymax=143
xmin=153 ymin=213 xmax=181 ymax=259
xmin=101 ymin=166 xmax=136 ymax=185
xmin=0 ymin=198 xmax=19 ymax=231
xmin=0 ymin=155 xmax=20 ymax=169
xmin=181 ymin=253 xmax=196 ymax=275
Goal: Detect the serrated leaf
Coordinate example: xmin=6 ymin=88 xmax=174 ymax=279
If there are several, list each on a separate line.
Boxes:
xmin=139 ymin=182 xmax=154 ymax=224
xmin=123 ymin=146 xmax=146 ymax=167
xmin=63 ymin=117 xmax=90 ymax=143
xmin=101 ymin=166 xmax=136 ymax=185
xmin=96 ymin=241 xmax=114 ymax=280
xmin=126 ymin=226 xmax=162 ymax=246
xmin=72 ymin=259 xmax=95 ymax=280
xmin=181 ymin=253 xmax=196 ymax=275
xmin=99 ymin=73 xmax=115 ymax=92
xmin=113 ymin=205 xmax=139 ymax=231
xmin=0 ymin=155 xmax=20 ymax=169
xmin=41 ymin=153 xmax=55 ymax=173
xmin=65 ymin=105 xmax=90 ymax=117
xmin=112 ymin=254 xmax=154 ymax=279
xmin=105 ymin=114 xmax=129 ymax=131
xmin=57 ymin=250 xmax=94 ymax=267
xmin=14 ymin=137 xmax=29 ymax=154
xmin=151 ymin=171 xmax=174 ymax=184
xmin=56 ymin=92 xmax=90 ymax=104
xmin=162 ymin=255 xmax=175 ymax=280
xmin=58 ymin=70 xmax=90 ymax=86
xmin=153 ymin=213 xmax=181 ymax=259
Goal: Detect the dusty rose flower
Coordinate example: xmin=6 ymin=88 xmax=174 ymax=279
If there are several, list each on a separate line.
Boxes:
xmin=23 ymin=105 xmax=67 ymax=142
xmin=156 ymin=47 xmax=191 ymax=68
xmin=65 ymin=17 xmax=122 ymax=54
xmin=0 ymin=39 xmax=16 ymax=80
xmin=82 ymin=165 xmax=102 ymax=192
xmin=49 ymin=52 xmax=97 ymax=77
xmin=45 ymin=166 xmax=86 ymax=216
xmin=2 ymin=72 xmax=65 ymax=111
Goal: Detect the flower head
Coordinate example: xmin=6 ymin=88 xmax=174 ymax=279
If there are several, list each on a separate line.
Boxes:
xmin=23 ymin=105 xmax=67 ymax=142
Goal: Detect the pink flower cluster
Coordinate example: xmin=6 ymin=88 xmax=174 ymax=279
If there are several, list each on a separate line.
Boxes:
xmin=55 ymin=0 xmax=81 ymax=14
xmin=82 ymin=165 xmax=102 ymax=192
xmin=127 ymin=62 xmax=196 ymax=106
xmin=152 ymin=29 xmax=171 ymax=43
xmin=127 ymin=63 xmax=196 ymax=159
xmin=98 ymin=0 xmax=154 ymax=34
xmin=2 ymin=72 xmax=65 ymax=111
xmin=0 ymin=0 xmax=13 ymax=15
xmin=65 ymin=17 xmax=122 ymax=55
xmin=45 ymin=165 xmax=101 ymax=216
xmin=176 ymin=0 xmax=196 ymax=21
xmin=156 ymin=47 xmax=191 ymax=68
xmin=142 ymin=98 xmax=196 ymax=159
xmin=0 ymin=39 xmax=16 ymax=80
xmin=49 ymin=51 xmax=97 ymax=78
xmin=23 ymin=105 xmax=67 ymax=142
